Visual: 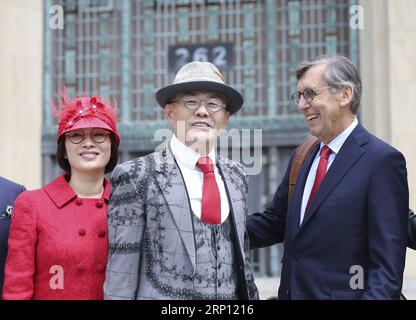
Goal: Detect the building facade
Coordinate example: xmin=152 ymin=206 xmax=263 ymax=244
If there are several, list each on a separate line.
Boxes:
xmin=42 ymin=0 xmax=358 ymax=277
xmin=0 ymin=0 xmax=414 ymax=296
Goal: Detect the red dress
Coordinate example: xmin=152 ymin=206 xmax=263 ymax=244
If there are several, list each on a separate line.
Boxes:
xmin=3 ymin=174 xmax=109 ymax=300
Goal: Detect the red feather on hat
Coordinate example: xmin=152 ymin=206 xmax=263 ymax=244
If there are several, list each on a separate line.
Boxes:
xmin=51 ymin=88 xmax=119 ymax=144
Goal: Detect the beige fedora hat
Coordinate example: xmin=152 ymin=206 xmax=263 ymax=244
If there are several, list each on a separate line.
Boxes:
xmin=155 ymin=61 xmax=244 ymax=115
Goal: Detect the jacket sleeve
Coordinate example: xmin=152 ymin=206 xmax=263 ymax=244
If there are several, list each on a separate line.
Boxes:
xmin=362 ymin=150 xmax=408 ymax=299
xmin=246 ymin=150 xmax=295 ymax=248
xmin=3 ymin=192 xmax=37 ymax=300
xmin=238 ymin=168 xmax=259 ymax=300
xmin=103 ymin=162 xmax=146 ymax=300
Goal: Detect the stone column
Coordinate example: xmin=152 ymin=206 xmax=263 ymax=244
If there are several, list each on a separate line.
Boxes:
xmin=360 ymin=0 xmax=416 ymax=292
xmin=0 ymin=1 xmax=43 ymax=189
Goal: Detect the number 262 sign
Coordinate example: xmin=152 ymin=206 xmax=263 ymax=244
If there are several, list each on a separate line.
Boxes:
xmin=168 ymin=43 xmax=233 ymax=73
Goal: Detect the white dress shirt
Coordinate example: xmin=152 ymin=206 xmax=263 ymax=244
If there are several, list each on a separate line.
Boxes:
xmin=300 ymin=118 xmax=358 ymax=224
xmin=170 ymin=135 xmax=230 ymax=223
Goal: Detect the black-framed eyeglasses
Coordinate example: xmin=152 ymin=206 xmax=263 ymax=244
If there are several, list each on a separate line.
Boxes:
xmin=291 ymin=86 xmax=333 ymax=105
xmin=66 ymin=128 xmax=110 ymax=144
xmin=175 ymin=97 xmax=227 ymax=113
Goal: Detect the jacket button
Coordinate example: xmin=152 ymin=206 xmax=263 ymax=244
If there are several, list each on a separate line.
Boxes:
xmin=98 ymin=230 xmax=106 ymax=238
xmin=95 ymin=199 xmax=104 ymax=208
xmin=76 ymin=266 xmax=85 ymax=275
xmin=294 ymin=254 xmax=299 ymax=260
xmin=96 ymin=264 xmax=106 ymax=273
xmin=79 ymin=229 xmax=86 ymax=236
xmin=75 ymin=198 xmax=83 ymax=206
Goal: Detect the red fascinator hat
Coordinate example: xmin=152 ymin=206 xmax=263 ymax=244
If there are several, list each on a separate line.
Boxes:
xmin=53 ymin=93 xmax=120 ymax=145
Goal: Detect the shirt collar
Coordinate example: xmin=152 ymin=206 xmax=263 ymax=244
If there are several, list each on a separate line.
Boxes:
xmin=170 ymin=134 xmax=216 ymax=169
xmin=44 ymin=174 xmax=110 ymax=208
xmin=320 ymin=118 xmax=358 ymax=155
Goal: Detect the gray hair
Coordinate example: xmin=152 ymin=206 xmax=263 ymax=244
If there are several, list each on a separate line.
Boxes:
xmin=296 ymin=55 xmax=362 ymax=114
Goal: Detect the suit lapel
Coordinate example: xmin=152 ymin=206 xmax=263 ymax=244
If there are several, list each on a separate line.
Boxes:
xmin=217 ymin=157 xmax=245 ymax=256
xmin=289 ymin=145 xmax=319 ymax=237
xmin=296 ymin=124 xmax=368 ymax=234
xmin=154 ymin=145 xmax=196 ymax=272
xmin=0 ymin=185 xmax=5 ymax=213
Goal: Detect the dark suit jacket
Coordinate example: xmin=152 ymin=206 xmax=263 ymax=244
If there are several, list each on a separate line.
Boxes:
xmin=0 ymin=177 xmax=25 ymax=299
xmin=247 ymin=124 xmax=409 ymax=300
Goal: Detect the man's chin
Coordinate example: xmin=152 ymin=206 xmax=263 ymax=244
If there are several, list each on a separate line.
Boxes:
xmin=187 ymin=130 xmax=214 ymax=142
xmin=308 ymin=129 xmax=317 ymax=138
xmin=185 ymin=132 xmax=217 ymax=153
xmin=308 ymin=126 xmax=321 ymax=139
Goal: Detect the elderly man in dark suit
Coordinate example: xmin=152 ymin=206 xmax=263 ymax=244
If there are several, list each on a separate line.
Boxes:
xmin=0 ymin=176 xmax=25 ymax=299
xmin=104 ymin=61 xmax=258 ymax=300
xmin=247 ymin=55 xmax=409 ymax=300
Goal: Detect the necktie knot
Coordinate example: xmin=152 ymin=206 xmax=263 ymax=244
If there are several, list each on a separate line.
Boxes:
xmin=196 ymin=156 xmax=214 ymax=173
xmin=320 ymin=145 xmax=331 ymax=160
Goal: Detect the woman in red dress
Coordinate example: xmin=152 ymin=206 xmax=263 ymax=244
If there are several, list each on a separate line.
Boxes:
xmin=3 ymin=94 xmax=119 ymax=299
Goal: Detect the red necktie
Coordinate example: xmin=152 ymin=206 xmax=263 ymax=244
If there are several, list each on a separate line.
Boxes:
xmin=306 ymin=145 xmax=332 ymax=208
xmin=196 ymin=156 xmax=221 ymax=225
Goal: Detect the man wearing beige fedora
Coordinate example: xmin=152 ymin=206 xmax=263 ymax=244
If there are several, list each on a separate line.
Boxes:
xmin=104 ymin=61 xmax=259 ymax=300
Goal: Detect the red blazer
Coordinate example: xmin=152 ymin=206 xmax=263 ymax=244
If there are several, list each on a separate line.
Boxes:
xmin=3 ymin=174 xmax=109 ymax=300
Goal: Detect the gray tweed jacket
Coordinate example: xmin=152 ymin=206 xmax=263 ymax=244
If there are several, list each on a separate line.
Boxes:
xmin=103 ymin=145 xmax=258 ymax=300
